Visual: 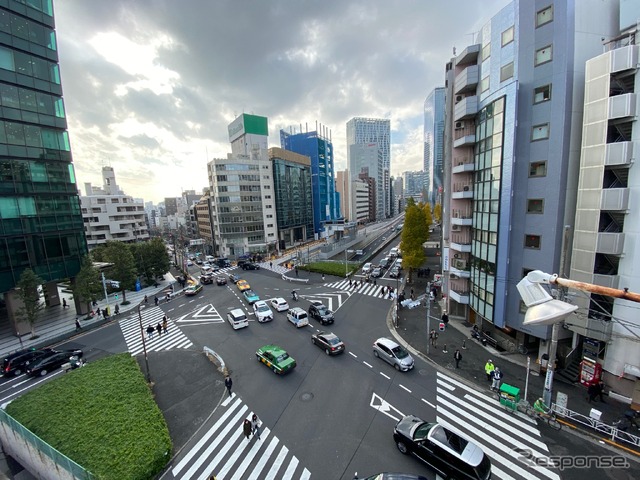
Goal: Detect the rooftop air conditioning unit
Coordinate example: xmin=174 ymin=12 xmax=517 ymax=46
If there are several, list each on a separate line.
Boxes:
xmin=455 ymin=95 xmax=464 ymax=103
xmin=454 ymin=254 xmax=460 ymax=258
xmin=454 ymin=121 xmax=465 ymax=130
xmin=451 ymin=224 xmax=461 ymax=232
xmin=454 ymin=259 xmax=468 ymax=270
xmin=463 ymin=186 xmax=470 ymax=191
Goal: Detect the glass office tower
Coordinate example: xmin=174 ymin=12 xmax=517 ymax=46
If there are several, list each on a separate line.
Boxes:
xmin=0 ymin=2 xmax=87 ymax=309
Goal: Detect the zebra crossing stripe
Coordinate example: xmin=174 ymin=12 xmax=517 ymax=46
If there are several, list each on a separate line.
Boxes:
xmin=246 ymin=436 xmax=279 ymax=479
xmin=265 ymin=445 xmax=289 ymax=480
xmin=119 ymin=306 xmax=193 ymax=356
xmin=223 ymin=427 xmax=272 ymax=480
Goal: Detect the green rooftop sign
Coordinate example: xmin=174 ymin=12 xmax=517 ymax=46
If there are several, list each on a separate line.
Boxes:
xmin=228 ymin=113 xmax=268 ymax=142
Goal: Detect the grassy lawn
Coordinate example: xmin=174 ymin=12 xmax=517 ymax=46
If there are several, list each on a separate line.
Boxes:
xmin=299 ymin=261 xmax=360 ymax=278
xmin=6 ymin=354 xmax=171 ymax=480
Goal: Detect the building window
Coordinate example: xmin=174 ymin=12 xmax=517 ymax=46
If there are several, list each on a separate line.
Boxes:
xmin=529 ymin=161 xmax=547 ymax=177
xmin=527 ymin=199 xmax=544 ymax=214
xmin=531 ymin=124 xmax=549 ymax=141
xmin=267 ymin=224 xmax=274 ymax=228
xmin=481 ymin=76 xmax=490 ymax=92
xmin=536 ymin=5 xmax=553 ymax=27
xmin=535 ymin=45 xmax=552 ymax=66
xmin=533 ymin=84 xmax=551 ymax=104
xmin=265 ymin=205 xmax=272 ymax=209
xmin=482 ymin=43 xmax=491 ymax=61
xmin=501 ymin=26 xmax=514 ymax=46
xmin=525 ymin=234 xmax=541 ymax=249
xmin=500 ymin=62 xmax=514 ymax=82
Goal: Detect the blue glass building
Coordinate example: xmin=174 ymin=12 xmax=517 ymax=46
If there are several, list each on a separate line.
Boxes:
xmin=280 ymin=129 xmax=340 ymax=235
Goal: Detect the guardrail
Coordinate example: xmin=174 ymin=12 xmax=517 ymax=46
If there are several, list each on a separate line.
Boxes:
xmin=203 ymin=346 xmax=226 ymax=374
xmin=553 ymin=404 xmax=640 ymax=448
xmin=281 ymin=274 xmax=309 ymax=284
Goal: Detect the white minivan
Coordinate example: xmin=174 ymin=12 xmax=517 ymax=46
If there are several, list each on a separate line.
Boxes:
xmin=227 ymin=308 xmax=249 ymax=330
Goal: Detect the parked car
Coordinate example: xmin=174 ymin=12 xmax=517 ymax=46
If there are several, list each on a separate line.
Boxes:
xmin=216 ymin=276 xmax=228 ymax=286
xmin=373 ymin=337 xmax=414 ymax=371
xmin=253 ymin=301 xmax=273 ymax=322
xmin=371 ymin=267 xmax=383 ymax=278
xmin=308 ymin=301 xmax=334 ymax=325
xmin=362 ymin=262 xmax=373 ymax=274
xmin=236 ymin=280 xmax=251 ymax=292
xmin=243 ymin=289 xmax=260 ymax=304
xmin=286 ymin=307 xmax=309 ymax=328
xmin=256 ymin=345 xmax=296 ymax=375
xmin=184 ymin=284 xmax=203 ymax=296
xmin=26 ymin=350 xmax=84 ymax=377
xmin=393 ymin=415 xmax=492 ymax=480
xmin=2 ymin=348 xmax=55 ymax=377
xmin=228 ymin=273 xmax=241 ymax=283
xmin=311 ymin=331 xmax=345 ymax=355
xmin=242 ymin=263 xmax=261 ymax=270
xmin=270 ymin=297 xmax=289 ymax=312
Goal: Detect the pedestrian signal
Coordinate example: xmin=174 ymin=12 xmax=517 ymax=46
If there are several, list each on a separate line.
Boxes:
xmin=115 ymin=294 xmax=119 ymax=300
xmin=439 ymin=322 xmax=445 ymax=332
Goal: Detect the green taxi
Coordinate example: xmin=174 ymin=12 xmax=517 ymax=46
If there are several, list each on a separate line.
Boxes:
xmin=255 ymin=345 xmax=296 ymax=375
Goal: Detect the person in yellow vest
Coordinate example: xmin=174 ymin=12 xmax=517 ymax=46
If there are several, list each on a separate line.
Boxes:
xmin=484 ymin=359 xmax=495 ymax=382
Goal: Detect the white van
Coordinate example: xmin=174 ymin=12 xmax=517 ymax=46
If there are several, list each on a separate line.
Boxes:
xmin=227 ymin=308 xmax=249 ymax=330
xmin=389 ymin=247 xmax=399 ymax=258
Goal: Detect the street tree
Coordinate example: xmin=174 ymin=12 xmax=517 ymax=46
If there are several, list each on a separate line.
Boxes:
xmin=146 ymin=238 xmax=170 ymax=282
xmin=421 ymin=202 xmax=433 ymax=234
xmin=433 ymin=203 xmax=442 ymax=224
xmin=15 ymin=268 xmax=45 ymax=338
xmin=73 ymin=256 xmax=103 ymax=313
xmin=99 ymin=241 xmax=137 ymax=304
xmin=400 ymin=201 xmax=428 ymax=282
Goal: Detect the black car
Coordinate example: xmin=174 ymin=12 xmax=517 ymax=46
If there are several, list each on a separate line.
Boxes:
xmin=200 ymin=275 xmax=213 ymax=285
xmin=26 ymin=349 xmax=84 ymax=377
xmin=311 ymin=331 xmax=345 ymax=355
xmin=389 ymin=267 xmax=401 ymax=279
xmin=2 ymin=348 xmax=55 ymax=377
xmin=355 ymin=474 xmax=428 ymax=480
xmin=393 ymin=415 xmax=491 ymax=480
xmin=242 ymin=263 xmax=260 ymax=270
xmin=228 ymin=273 xmax=241 ymax=284
xmin=308 ymin=301 xmax=334 ymax=325
xmin=216 ymin=276 xmax=228 ymax=286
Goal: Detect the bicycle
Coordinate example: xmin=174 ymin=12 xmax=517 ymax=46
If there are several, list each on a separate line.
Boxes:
xmin=508 ymin=342 xmax=529 ymax=355
xmin=525 ymin=406 xmax=562 ymax=430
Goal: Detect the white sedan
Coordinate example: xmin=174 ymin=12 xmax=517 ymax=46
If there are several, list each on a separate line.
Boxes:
xmin=270 ymin=297 xmax=289 ymax=312
xmin=253 ymin=301 xmax=273 ymax=323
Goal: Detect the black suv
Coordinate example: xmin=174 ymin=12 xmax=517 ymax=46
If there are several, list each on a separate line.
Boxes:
xmin=242 ymin=263 xmax=260 ymax=270
xmin=3 ymin=348 xmax=56 ymax=377
xmin=308 ymin=301 xmax=334 ymax=325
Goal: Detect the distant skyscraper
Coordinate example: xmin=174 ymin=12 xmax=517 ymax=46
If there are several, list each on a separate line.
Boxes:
xmin=281 ymin=128 xmax=339 ymax=235
xmin=348 ymin=143 xmax=384 ymax=220
xmin=346 ymin=117 xmax=391 ymax=217
xmin=424 ymin=87 xmax=445 ymax=205
xmin=0 ymin=2 xmax=88 ymax=325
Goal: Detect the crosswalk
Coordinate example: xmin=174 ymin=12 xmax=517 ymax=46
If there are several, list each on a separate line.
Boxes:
xmin=119 ymin=306 xmax=193 ymax=356
xmin=258 ymin=261 xmax=291 ymax=275
xmin=170 ymin=395 xmax=311 ymax=480
xmin=436 ymin=372 xmax=560 ymax=480
xmin=323 ymin=279 xmax=396 ymax=299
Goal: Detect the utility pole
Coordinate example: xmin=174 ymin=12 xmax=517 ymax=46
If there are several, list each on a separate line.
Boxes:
xmin=138 ymin=305 xmax=151 ymax=383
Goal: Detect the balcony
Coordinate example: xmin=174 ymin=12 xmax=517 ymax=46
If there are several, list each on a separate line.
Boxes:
xmin=451 ymin=182 xmax=473 ymax=199
xmin=453 ymin=123 xmax=475 ymax=148
xmin=596 ymin=232 xmax=625 ymax=255
xmin=610 ymin=44 xmax=639 ymax=73
xmin=600 ymin=188 xmax=629 ymax=211
xmin=452 ymin=158 xmax=475 ymax=174
xmin=449 ymin=259 xmax=471 ymax=278
xmin=455 ymin=44 xmax=480 ymax=67
xmin=451 ymin=210 xmax=473 ymax=227
xmin=454 ymin=65 xmax=479 ymax=95
xmin=593 ymin=273 xmax=619 ymax=289
xmin=449 ymin=288 xmax=470 ymax=304
xmin=454 ymin=95 xmax=479 ymax=121
xmin=605 ymin=141 xmax=633 ymax=167
xmin=609 ymin=93 xmax=637 ymax=120
xmin=450 ymin=237 xmax=472 ymax=253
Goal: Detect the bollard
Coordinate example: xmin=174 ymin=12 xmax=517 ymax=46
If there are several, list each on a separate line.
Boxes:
xmin=462 ymin=340 xmax=466 ymax=350
xmin=442 ymin=344 xmax=448 ymax=354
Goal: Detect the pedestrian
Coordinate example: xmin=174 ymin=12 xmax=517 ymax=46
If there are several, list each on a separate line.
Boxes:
xmin=92 ymin=299 xmax=98 ymax=308
xmin=162 ymin=315 xmax=168 ymax=334
xmin=225 ymin=375 xmax=233 ymax=397
xmin=587 ymin=383 xmax=599 ymax=403
xmin=251 ymin=413 xmax=261 ymax=440
xmin=429 ymin=329 xmax=438 ymax=347
xmin=146 ymin=325 xmax=154 ymax=339
xmin=485 ymin=360 xmax=495 ymax=382
xmin=270 ymin=261 xmax=273 ymax=269
xmin=75 ymin=318 xmax=82 ymax=331
xmin=374 ymin=278 xmax=377 ymax=286
xmin=102 ymin=308 xmax=108 ymax=319
xmin=115 ymin=304 xmax=120 ymax=315
xmin=491 ymin=367 xmax=503 ymax=391
xmin=441 ymin=313 xmax=449 ymax=326
xmin=166 ymin=293 xmax=170 ymax=303
xmin=322 ymin=273 xmax=325 ymax=281
xmin=596 ymin=381 xmax=606 ymax=402
xmin=426 ymin=268 xmax=431 ymax=278
xmin=156 ymin=322 xmax=162 ymax=337
xmin=144 ymin=295 xmax=148 ymax=304
xmin=243 ymin=419 xmax=252 ymax=440
xmin=410 ymin=287 xmax=414 ymax=298
xmin=154 ymin=296 xmax=159 ymax=306
xmin=171 ymin=284 xmax=174 ymax=292
xmin=349 ymin=278 xmax=352 ymax=288
xmin=62 ymin=298 xmax=68 ymax=309
xmin=454 ymin=349 xmax=462 ymax=368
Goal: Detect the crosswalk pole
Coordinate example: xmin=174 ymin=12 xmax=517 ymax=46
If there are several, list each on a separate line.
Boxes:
xmin=138 ymin=305 xmax=151 ymax=383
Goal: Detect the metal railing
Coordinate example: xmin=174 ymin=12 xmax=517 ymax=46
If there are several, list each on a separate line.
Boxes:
xmin=552 ymin=403 xmax=640 ymax=447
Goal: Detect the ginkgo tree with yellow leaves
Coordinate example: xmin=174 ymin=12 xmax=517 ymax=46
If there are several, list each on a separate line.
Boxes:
xmin=400 ymin=198 xmax=430 ymax=282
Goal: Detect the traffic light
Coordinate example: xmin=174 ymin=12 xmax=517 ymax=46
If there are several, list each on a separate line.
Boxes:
xmin=439 ymin=322 xmax=445 ymax=332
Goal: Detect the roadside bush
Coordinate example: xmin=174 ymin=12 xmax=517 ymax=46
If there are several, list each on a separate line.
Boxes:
xmin=6 ymin=354 xmax=171 ymax=480
xmin=298 ymin=261 xmax=359 ymax=278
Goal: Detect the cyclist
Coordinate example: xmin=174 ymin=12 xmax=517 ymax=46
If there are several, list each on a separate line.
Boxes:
xmin=534 ymin=397 xmax=551 ymax=415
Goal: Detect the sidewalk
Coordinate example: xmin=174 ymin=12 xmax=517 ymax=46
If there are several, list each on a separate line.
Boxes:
xmin=0 ymin=272 xmax=180 ymax=358
xmin=390 ymin=251 xmax=638 ymax=454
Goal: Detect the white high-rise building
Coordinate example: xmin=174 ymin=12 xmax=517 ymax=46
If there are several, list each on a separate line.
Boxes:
xmin=346 ymin=117 xmax=391 ymax=218
xmin=347 ymin=143 xmax=384 ymax=220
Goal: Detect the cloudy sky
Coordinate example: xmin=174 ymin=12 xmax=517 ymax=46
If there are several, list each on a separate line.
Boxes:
xmin=54 ymin=0 xmax=509 ymax=204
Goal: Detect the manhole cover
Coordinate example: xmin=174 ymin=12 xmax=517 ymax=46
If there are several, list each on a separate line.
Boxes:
xmin=418 ymin=369 xmax=429 ymax=376
xmin=300 ymin=392 xmax=314 ymax=402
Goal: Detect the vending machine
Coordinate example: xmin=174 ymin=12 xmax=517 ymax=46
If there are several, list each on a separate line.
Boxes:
xmin=579 ymin=357 xmax=602 ymax=387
